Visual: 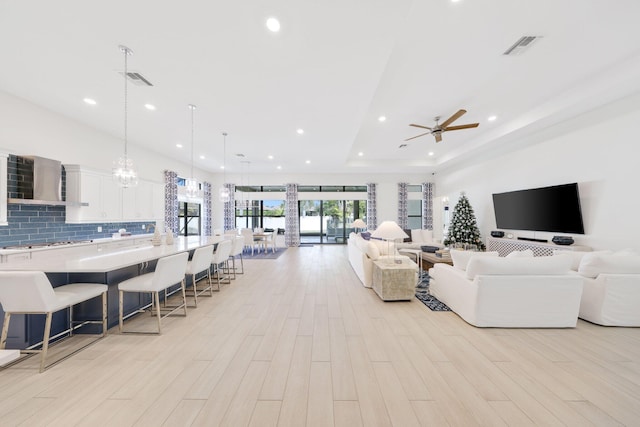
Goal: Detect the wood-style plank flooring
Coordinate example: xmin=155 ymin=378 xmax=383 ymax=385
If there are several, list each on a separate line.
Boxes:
xmin=1 ymin=245 xmax=640 ymax=426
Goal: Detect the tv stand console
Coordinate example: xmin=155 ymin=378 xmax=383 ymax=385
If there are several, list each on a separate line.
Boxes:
xmin=487 ymin=237 xmax=590 ymax=257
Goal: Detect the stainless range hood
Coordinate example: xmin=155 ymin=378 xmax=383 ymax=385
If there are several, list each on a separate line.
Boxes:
xmin=7 ymin=156 xmax=88 ymax=206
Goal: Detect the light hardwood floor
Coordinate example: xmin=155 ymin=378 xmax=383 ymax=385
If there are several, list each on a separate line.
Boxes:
xmin=1 ymin=245 xmax=640 ymax=426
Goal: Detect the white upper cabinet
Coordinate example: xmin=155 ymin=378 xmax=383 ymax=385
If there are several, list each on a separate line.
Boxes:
xmin=65 ymin=165 xmax=163 ymax=223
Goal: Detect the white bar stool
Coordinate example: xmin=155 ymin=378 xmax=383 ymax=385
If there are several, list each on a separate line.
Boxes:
xmin=185 ymin=245 xmax=215 ymax=307
xmin=211 ymin=240 xmax=232 ymax=289
xmin=228 ymin=236 xmax=245 ymax=279
xmin=118 ymin=252 xmax=189 ymax=334
xmin=0 ymin=271 xmax=107 ymax=373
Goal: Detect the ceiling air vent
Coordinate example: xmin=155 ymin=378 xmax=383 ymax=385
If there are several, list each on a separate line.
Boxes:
xmin=503 ymin=36 xmax=541 ymax=56
xmin=119 ymin=71 xmax=154 ymax=86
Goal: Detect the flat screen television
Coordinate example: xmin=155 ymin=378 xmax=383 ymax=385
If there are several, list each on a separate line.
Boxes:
xmin=492 ymin=183 xmax=585 ymax=234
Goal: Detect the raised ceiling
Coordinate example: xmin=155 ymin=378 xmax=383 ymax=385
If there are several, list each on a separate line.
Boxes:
xmin=1 ymin=0 xmax=639 ymax=175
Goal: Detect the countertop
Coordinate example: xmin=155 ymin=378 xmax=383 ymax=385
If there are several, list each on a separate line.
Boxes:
xmin=0 ymin=235 xmax=226 ymax=273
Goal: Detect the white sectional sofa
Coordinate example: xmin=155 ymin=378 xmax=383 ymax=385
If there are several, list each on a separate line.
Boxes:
xmin=395 ymin=229 xmax=444 ymax=251
xmin=347 ymin=232 xmax=408 ymax=288
xmin=574 ymin=251 xmax=640 ymax=326
xmin=429 ymin=250 xmax=584 ymax=327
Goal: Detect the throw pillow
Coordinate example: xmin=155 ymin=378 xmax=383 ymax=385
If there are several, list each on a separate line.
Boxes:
xmin=421 ymin=229 xmax=434 ymax=242
xmin=360 ymin=232 xmax=371 ymax=240
xmin=373 ymin=240 xmax=395 ymax=256
xmin=578 ymin=254 xmax=640 ymax=278
xmin=506 ymin=249 xmax=534 ymax=258
xmin=411 ymin=229 xmax=423 ymax=243
xmin=402 ymin=229 xmax=412 ymax=243
xmin=466 ymin=254 xmax=572 ymax=279
xmin=365 ymin=241 xmax=380 ymax=260
xmin=450 ymin=249 xmax=499 ymax=271
xmin=554 ymin=250 xmax=612 ymax=271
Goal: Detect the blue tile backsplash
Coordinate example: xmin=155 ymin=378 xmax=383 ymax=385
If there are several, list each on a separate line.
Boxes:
xmin=2 ymin=155 xmax=149 ymax=247
xmin=1 ymin=205 xmax=149 ymax=247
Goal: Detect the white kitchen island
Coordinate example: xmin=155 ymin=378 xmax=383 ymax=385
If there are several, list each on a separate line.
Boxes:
xmin=0 ymin=235 xmax=226 ymax=348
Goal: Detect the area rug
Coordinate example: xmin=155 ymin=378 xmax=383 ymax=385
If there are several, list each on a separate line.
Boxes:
xmin=415 ymin=273 xmax=451 ymax=312
xmin=242 ymin=248 xmax=287 ymax=260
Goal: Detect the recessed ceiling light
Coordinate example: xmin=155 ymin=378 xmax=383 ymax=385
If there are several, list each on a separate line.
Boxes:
xmin=358 ymin=152 xmax=364 ymax=156
xmin=277 ymin=165 xmax=282 ymax=170
xmin=305 ymin=160 xmax=311 ymax=164
xmin=428 ymin=151 xmax=435 ymax=156
xmin=378 ymin=116 xmax=386 ymax=122
xmin=176 ymin=143 xmax=183 ymax=148
xmin=220 ymin=165 xmax=224 ymax=169
xmin=268 ymin=155 xmax=274 ymax=160
xmin=199 ymin=155 xmax=205 ymax=159
xmin=488 ymin=115 xmax=497 ymax=121
xmin=83 ymin=98 xmax=97 ymax=105
xmin=266 ymin=17 xmax=281 ymax=32
xmin=451 ymin=0 xmax=461 ymax=3
xmin=296 ymin=128 xmax=304 ymax=135
xmin=144 ymin=103 xmax=156 ymax=111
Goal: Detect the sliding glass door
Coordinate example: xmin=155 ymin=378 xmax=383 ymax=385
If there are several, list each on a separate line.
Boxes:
xmin=299 ymin=199 xmax=365 ymax=244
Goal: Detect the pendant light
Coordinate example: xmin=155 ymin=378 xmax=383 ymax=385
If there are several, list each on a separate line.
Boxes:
xmin=185 ymin=104 xmax=199 ymax=199
xmin=219 ymin=132 xmax=230 ymax=202
xmin=112 ymin=45 xmax=138 ymax=188
xmin=240 ymin=160 xmax=250 ymax=213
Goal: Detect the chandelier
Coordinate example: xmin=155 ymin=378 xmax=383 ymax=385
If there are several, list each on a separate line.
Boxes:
xmin=185 ymin=104 xmax=199 ymax=199
xmin=219 ymin=132 xmax=230 ymax=202
xmin=112 ymin=45 xmax=138 ymax=188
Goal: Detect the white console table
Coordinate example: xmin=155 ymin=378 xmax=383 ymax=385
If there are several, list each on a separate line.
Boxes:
xmin=487 ymin=237 xmax=590 ymax=257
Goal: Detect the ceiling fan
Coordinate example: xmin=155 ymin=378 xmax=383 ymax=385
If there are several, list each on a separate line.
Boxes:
xmin=405 ymin=109 xmax=479 ymax=143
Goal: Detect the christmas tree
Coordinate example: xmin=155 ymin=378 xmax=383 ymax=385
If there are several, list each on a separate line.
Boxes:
xmin=443 ymin=192 xmax=486 ymax=250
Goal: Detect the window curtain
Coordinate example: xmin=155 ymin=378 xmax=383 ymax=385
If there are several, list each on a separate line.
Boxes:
xmin=223 ymin=183 xmax=235 ymax=231
xmin=422 ymin=182 xmax=434 ymax=230
xmin=164 ymin=170 xmax=178 ymax=235
xmin=285 ymin=183 xmax=300 ymax=247
xmin=202 ymin=181 xmax=212 ymax=236
xmin=397 ymin=182 xmax=408 ymax=229
xmin=366 ymin=183 xmax=377 ymax=230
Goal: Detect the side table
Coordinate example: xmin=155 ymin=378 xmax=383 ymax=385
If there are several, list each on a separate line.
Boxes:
xmin=372 ymin=258 xmax=418 ymax=301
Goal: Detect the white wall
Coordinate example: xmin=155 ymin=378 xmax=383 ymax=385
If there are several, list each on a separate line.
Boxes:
xmin=0 ymin=90 xmax=432 ymax=232
xmin=214 ymin=172 xmax=431 ymax=231
xmin=435 ymin=93 xmax=640 ymax=251
xmin=0 ymin=90 xmax=207 ymax=184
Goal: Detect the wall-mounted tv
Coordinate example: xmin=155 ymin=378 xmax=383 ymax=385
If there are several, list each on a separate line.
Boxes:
xmin=492 ymin=183 xmax=585 ymax=234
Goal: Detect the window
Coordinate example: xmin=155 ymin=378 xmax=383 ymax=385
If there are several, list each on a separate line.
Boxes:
xmin=407 ymin=200 xmax=422 ymax=229
xmin=178 ymin=202 xmax=201 ymax=236
xmin=407 ymin=184 xmax=422 ymax=229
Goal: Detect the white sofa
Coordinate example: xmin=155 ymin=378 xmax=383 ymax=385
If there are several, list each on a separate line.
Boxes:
xmin=574 ymin=252 xmax=640 ymax=326
xmin=429 ymin=250 xmax=584 ymax=327
xmin=347 ymin=232 xmax=408 ymax=288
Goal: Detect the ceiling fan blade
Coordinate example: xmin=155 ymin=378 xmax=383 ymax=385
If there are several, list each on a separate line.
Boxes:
xmin=435 ymin=133 xmax=442 ymax=143
xmin=443 ymin=123 xmax=479 ymax=131
xmin=440 ymin=109 xmax=467 ymax=128
xmin=410 ymin=124 xmax=432 ymax=130
xmin=404 ymin=132 xmax=431 ymax=141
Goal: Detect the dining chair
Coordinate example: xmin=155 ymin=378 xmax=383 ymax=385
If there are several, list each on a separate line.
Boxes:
xmin=118 ymin=252 xmax=189 ymax=334
xmin=0 ymin=271 xmax=107 ymax=373
xmin=241 ymin=228 xmax=256 ymax=255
